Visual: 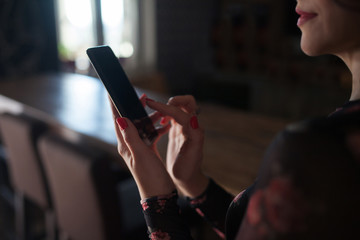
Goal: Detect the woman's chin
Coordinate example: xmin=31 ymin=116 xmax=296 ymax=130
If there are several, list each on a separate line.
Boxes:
xmin=301 ymin=49 xmax=320 ymax=57
xmin=300 ymin=41 xmax=324 ymax=57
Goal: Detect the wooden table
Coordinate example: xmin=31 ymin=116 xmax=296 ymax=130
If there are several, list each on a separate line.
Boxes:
xmin=0 ymin=73 xmax=289 ymax=195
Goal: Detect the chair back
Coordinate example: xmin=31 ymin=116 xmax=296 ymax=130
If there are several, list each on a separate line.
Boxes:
xmin=38 ymin=133 xmax=124 ymax=240
xmin=0 ymin=113 xmax=50 ymax=208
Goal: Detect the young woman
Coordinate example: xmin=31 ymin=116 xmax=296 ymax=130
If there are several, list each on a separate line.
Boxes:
xmin=110 ymin=0 xmax=360 ymax=239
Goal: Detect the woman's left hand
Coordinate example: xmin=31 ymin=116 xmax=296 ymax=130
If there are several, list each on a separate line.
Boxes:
xmin=109 ymin=97 xmax=175 ymax=199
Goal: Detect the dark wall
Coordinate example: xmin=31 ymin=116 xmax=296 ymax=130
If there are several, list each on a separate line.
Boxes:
xmin=155 ymin=0 xmax=350 ymax=119
xmin=156 ymin=0 xmax=218 ymax=95
xmin=0 ymin=0 xmax=59 ymax=79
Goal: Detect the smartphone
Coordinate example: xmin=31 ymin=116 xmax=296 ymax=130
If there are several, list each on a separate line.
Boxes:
xmin=86 ymin=45 xmax=158 ymax=145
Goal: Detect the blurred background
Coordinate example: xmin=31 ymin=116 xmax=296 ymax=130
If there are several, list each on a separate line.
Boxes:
xmin=0 ymin=0 xmax=353 ymax=240
xmin=0 ymin=0 xmax=352 ymax=120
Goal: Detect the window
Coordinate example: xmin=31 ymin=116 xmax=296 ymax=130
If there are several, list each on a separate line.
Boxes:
xmin=56 ymin=0 xmax=139 ymax=73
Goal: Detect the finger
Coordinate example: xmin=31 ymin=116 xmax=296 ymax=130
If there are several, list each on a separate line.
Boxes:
xmin=156 ymin=123 xmax=171 ymax=137
xmin=146 ymin=99 xmax=165 ymax=123
xmin=139 ymin=93 xmax=147 ymax=107
xmin=188 ymin=115 xmax=204 ymax=140
xmin=167 ymin=95 xmax=198 ymax=114
xmin=146 ymin=100 xmax=190 ymax=126
xmin=149 ymin=111 xmax=163 ymax=124
xmin=112 ymin=117 xmax=129 ymax=157
xmin=151 ymin=124 xmax=171 ymax=151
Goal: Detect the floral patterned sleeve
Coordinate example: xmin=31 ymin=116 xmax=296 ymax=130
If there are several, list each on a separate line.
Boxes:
xmin=141 ymin=179 xmax=244 ymax=240
xmin=186 ymin=179 xmax=235 ymax=239
xmin=141 ymin=191 xmax=193 ymax=240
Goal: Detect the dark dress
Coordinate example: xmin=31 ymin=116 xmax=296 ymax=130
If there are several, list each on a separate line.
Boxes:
xmin=141 ymin=100 xmax=360 ymax=240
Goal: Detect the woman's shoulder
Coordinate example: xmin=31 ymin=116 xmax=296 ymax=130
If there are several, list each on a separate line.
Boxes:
xmin=247 ymin=111 xmax=360 ymax=239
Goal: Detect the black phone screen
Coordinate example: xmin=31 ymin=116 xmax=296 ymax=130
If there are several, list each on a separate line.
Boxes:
xmin=87 ymin=45 xmax=157 ymax=145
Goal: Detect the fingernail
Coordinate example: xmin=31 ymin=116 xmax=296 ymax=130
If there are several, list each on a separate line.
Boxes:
xmin=160 ymin=117 xmax=167 ymax=125
xmin=190 ymin=116 xmax=199 ymax=129
xmin=116 ymin=117 xmax=128 ymax=130
xmin=146 ymin=98 xmax=155 ymax=102
xmin=140 ymin=93 xmax=147 ymax=99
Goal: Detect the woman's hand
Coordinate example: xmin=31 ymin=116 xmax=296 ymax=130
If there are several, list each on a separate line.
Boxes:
xmin=109 ymin=96 xmax=175 ymax=199
xmin=146 ymin=95 xmax=209 ymax=198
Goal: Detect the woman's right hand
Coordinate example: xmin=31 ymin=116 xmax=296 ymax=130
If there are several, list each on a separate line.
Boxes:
xmin=146 ymin=95 xmax=209 ymax=198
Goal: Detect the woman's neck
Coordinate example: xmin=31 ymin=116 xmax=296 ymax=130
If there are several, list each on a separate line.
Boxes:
xmin=338 ymin=50 xmax=360 ymax=101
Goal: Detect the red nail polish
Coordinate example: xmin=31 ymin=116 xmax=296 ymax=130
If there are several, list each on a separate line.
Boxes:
xmin=190 ymin=116 xmax=199 ymax=129
xmin=116 ymin=117 xmax=128 ymax=130
xmin=140 ymin=93 xmax=147 ymax=99
xmin=160 ymin=117 xmax=167 ymax=125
